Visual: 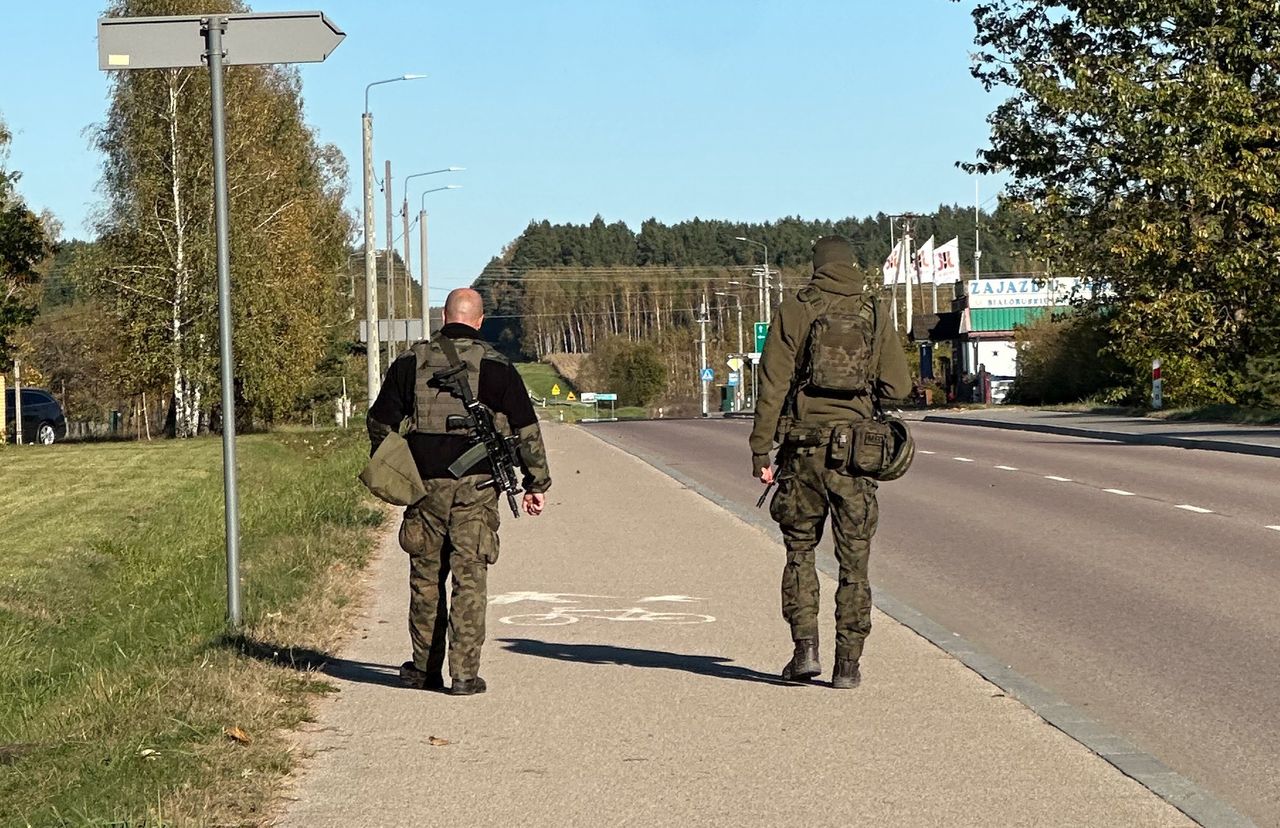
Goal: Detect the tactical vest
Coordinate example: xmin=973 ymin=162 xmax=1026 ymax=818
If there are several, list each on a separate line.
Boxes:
xmin=407 ymin=334 xmax=511 ymax=437
xmin=797 ymin=287 xmax=878 ymax=395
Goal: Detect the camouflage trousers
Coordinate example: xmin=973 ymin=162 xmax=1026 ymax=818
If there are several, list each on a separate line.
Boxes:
xmin=769 ymin=445 xmax=879 ymax=661
xmin=398 ymin=476 xmax=501 ymax=680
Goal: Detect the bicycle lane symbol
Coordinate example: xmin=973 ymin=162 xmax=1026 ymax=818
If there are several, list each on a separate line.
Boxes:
xmin=489 ymin=592 xmax=716 ymax=627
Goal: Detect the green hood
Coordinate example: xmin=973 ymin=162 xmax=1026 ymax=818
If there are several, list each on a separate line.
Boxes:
xmin=808 ymin=262 xmax=866 ymax=297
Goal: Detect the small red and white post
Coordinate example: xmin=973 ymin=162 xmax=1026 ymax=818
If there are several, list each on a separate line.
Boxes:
xmin=1151 ymin=359 xmax=1163 ymax=410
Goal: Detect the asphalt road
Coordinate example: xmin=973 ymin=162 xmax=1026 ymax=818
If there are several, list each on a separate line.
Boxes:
xmin=589 ymin=418 xmax=1280 ymax=826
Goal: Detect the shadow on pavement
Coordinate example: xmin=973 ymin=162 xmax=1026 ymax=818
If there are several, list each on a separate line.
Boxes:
xmin=222 ymin=636 xmax=412 ymax=690
xmin=498 ymin=638 xmax=796 ymax=687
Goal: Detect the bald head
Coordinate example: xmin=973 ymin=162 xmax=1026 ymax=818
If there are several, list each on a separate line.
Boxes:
xmin=444 ymin=288 xmax=485 ymax=328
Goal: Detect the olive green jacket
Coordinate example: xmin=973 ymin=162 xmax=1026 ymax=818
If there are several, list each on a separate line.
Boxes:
xmin=749 ymin=262 xmax=912 ymax=468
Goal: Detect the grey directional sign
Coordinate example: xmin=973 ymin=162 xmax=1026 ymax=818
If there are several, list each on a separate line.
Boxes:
xmin=96 ymin=10 xmax=345 ymax=629
xmin=98 ymin=11 xmax=344 ymax=70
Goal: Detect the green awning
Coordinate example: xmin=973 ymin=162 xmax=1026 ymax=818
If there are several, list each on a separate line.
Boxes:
xmin=968 ymin=307 xmax=1049 ymax=332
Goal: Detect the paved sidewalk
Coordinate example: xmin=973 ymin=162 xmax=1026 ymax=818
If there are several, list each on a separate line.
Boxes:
xmin=276 ymin=424 xmax=1192 ymax=827
xmin=924 ymin=407 xmax=1280 ymax=458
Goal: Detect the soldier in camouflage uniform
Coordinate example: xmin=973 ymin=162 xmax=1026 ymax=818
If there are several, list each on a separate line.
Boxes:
xmin=750 ymin=237 xmax=910 ymax=689
xmin=368 ymin=288 xmax=551 ymax=696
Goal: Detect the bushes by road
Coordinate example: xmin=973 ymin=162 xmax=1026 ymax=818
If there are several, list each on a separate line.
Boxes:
xmin=0 ymin=429 xmax=382 ymax=825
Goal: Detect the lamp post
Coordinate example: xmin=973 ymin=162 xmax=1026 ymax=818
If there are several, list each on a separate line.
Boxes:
xmin=401 ymin=168 xmax=463 ymax=345
xmin=361 ymin=73 xmax=424 ymax=406
xmin=417 ymin=184 xmax=462 ymax=337
xmin=734 ymin=236 xmax=772 ymax=325
xmin=715 ymin=291 xmax=745 ymax=411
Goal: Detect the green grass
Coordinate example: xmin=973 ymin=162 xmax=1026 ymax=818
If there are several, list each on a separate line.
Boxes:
xmin=0 ymin=429 xmax=383 ymax=826
xmin=516 ymin=362 xmax=649 ymax=422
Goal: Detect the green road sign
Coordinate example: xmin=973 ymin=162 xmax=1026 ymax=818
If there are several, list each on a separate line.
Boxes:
xmin=754 ymin=322 xmax=769 ymax=352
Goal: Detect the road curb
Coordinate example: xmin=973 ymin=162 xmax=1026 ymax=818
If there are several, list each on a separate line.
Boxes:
xmin=583 ymin=424 xmax=1254 ymax=828
xmin=923 ymin=414 xmax=1280 ymax=459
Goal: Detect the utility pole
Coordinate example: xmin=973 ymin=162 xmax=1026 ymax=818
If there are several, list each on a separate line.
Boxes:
xmin=699 ymin=294 xmax=710 ymax=418
xmin=384 ymin=159 xmax=396 ymax=362
xmin=362 ymin=113 xmax=379 ymax=406
xmin=761 ymin=244 xmax=772 ymax=325
xmin=975 ymin=179 xmax=983 ymax=281
xmin=401 ymin=195 xmax=412 ymax=347
xmin=419 ymin=209 xmax=430 ymax=336
xmin=889 ymin=220 xmax=899 ymax=331
xmin=903 ymin=218 xmax=914 ymax=334
xmin=12 ymin=359 xmax=22 ymax=446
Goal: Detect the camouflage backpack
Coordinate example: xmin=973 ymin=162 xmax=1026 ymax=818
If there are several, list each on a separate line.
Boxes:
xmin=798 ymin=287 xmax=878 ymax=395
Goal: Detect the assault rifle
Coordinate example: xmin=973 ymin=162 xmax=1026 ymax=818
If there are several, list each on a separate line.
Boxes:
xmin=432 ymin=361 xmax=524 ymax=518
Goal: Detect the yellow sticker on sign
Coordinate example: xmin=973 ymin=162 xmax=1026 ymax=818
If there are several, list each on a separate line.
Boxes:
xmin=566 ymin=392 xmax=576 ymax=402
xmin=551 ymin=384 xmax=561 ymax=396
xmin=108 ymin=54 xmax=131 ymax=67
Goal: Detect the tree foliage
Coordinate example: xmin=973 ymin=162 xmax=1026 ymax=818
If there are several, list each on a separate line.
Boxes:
xmin=83 ymin=0 xmax=352 ymax=435
xmin=966 ymin=0 xmax=1280 ymax=406
xmin=0 ymin=117 xmax=53 ymax=362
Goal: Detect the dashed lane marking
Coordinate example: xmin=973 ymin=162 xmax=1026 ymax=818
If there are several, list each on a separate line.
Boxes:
xmin=1104 ymin=488 xmax=1136 ymax=496
xmin=953 ymin=457 xmax=975 ymax=462
xmin=995 ymin=465 xmax=1019 ymax=471
xmin=1045 ymin=475 xmax=1073 ymax=482
xmin=1175 ymin=505 xmax=1214 ymax=514
xmin=919 ymin=450 xmax=936 ymax=455
xmin=1268 ymin=526 xmax=1280 ymax=533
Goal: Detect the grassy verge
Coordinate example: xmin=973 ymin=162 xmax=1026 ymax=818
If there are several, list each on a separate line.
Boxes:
xmin=517 ymin=362 xmax=650 ymax=422
xmin=0 ymin=429 xmax=382 ymax=826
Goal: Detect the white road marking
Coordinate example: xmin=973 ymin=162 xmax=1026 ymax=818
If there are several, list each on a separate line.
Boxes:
xmin=1045 ymin=475 xmax=1073 ymax=482
xmin=488 ymin=592 xmax=612 ymax=605
xmin=995 ymin=465 xmax=1019 ymax=471
xmin=1175 ymin=505 xmax=1214 ymax=514
xmin=919 ymin=450 xmax=936 ymax=455
xmin=499 ymin=608 xmax=716 ymax=626
xmin=1104 ymin=489 xmax=1136 ymax=496
xmin=953 ymin=457 xmax=975 ymax=463
xmin=637 ymin=595 xmax=702 ymax=603
xmin=1267 ymin=526 xmax=1280 ymax=533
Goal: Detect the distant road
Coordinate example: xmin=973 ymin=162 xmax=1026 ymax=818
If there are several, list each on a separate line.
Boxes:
xmin=590 ymin=418 xmax=1280 ymax=825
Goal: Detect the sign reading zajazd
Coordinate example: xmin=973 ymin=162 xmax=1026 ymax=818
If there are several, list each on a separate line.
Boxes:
xmin=967 ymin=277 xmax=1090 ymax=309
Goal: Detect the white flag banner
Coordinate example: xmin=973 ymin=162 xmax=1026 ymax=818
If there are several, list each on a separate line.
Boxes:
xmin=934 ymin=237 xmax=961 ymax=284
xmin=882 ymin=238 xmax=905 ymax=286
xmin=914 ymin=236 xmax=936 ymax=284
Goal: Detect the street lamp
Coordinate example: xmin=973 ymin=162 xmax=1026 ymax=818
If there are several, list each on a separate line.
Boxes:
xmin=735 ymin=236 xmax=772 ymax=325
xmin=417 ymin=184 xmax=462 ymax=338
xmin=361 ymin=73 xmax=425 ymax=407
xmin=398 ymin=168 xmax=463 ymax=349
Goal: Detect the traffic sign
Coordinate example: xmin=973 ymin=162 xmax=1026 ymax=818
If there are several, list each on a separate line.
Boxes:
xmin=99 ymin=10 xmax=345 ymax=629
xmin=551 ymin=383 xmax=561 ymax=397
xmin=700 ymin=367 xmax=715 ymax=383
xmin=726 ymin=357 xmax=743 ymax=372
xmin=580 ymin=392 xmax=597 ymax=403
xmin=747 ymin=352 xmax=762 ymax=364
xmin=566 ymin=391 xmax=577 ymax=402
xmin=99 ymin=12 xmax=345 ymax=69
xmin=728 ymin=371 xmax=741 ymax=387
xmin=754 ymin=322 xmax=769 ymax=352
xmin=597 ymin=393 xmax=618 ymax=402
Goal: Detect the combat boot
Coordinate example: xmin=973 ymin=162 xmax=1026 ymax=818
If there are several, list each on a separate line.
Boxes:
xmin=832 ymin=657 xmax=861 ymax=690
xmin=780 ymin=637 xmax=821 ymax=682
xmin=449 ymin=676 xmax=488 ymax=696
xmin=399 ymin=661 xmax=445 ymax=692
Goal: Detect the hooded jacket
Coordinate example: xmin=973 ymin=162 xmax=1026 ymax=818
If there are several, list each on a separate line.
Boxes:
xmin=748 ymin=261 xmax=911 ymax=468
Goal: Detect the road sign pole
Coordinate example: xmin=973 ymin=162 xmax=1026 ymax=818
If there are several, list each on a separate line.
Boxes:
xmin=204 ymin=16 xmax=242 ymax=628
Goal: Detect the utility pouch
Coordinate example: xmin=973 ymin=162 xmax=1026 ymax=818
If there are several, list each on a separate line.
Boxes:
xmin=827 ymin=424 xmax=853 ymax=468
xmin=851 ymin=419 xmax=894 ymax=476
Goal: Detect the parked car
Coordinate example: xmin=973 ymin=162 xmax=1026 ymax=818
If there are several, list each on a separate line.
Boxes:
xmin=4 ymin=387 xmax=68 ymax=445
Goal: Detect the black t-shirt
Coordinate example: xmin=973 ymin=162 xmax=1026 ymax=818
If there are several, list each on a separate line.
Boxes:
xmin=368 ymin=323 xmax=538 ymax=480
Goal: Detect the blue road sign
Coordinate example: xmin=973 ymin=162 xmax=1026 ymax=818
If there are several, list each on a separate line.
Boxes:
xmin=700 ymin=367 xmax=715 ymax=383
xmin=727 ymin=371 xmax=741 ymax=386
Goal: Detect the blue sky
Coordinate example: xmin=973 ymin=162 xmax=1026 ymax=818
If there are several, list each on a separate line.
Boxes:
xmin=0 ymin=1 xmax=1002 ymax=298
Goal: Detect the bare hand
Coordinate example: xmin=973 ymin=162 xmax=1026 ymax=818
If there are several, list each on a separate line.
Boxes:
xmin=523 ymin=493 xmax=546 ymax=516
xmin=759 ymin=466 xmax=775 ymax=485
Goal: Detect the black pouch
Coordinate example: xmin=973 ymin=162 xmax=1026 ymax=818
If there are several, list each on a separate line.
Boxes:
xmin=851 ymin=419 xmax=894 ymax=475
